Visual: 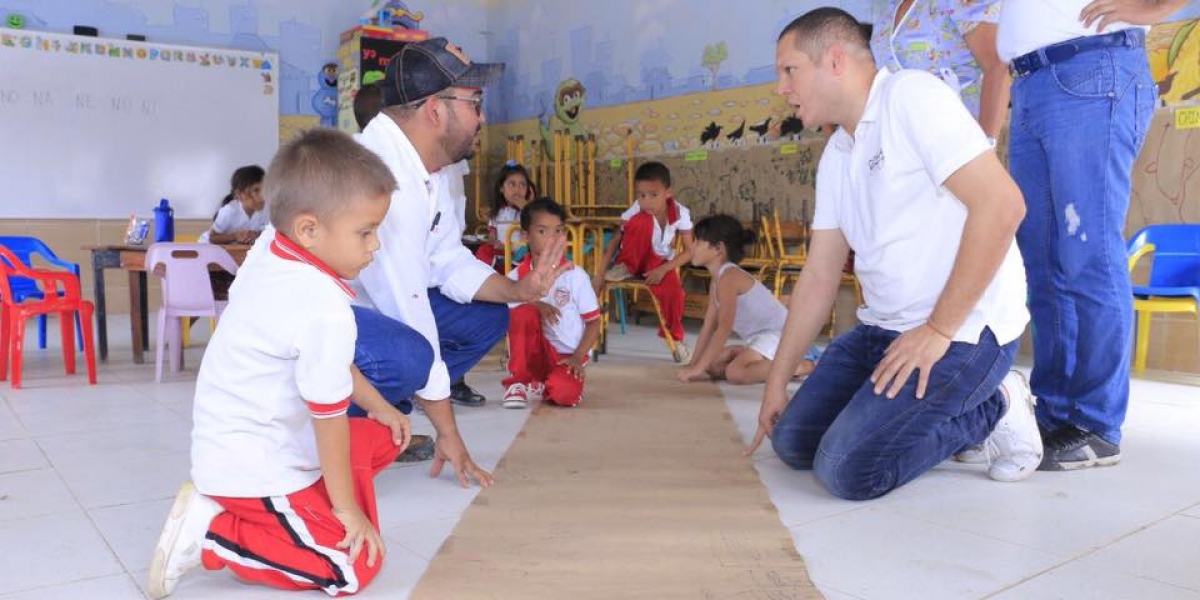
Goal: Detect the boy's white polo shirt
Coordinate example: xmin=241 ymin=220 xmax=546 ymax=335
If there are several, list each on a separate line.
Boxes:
xmin=191 ymin=232 xmax=357 ymax=498
xmin=814 ymin=68 xmax=1029 ymax=345
xmin=509 ymin=259 xmax=600 ymax=354
xmin=620 ymin=199 xmax=693 ymax=260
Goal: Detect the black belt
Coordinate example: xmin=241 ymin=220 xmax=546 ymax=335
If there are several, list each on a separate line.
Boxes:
xmin=1009 ymin=28 xmax=1145 ymax=78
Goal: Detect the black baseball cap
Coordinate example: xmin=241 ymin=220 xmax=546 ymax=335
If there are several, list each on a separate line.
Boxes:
xmin=381 ymin=37 xmax=504 ymax=106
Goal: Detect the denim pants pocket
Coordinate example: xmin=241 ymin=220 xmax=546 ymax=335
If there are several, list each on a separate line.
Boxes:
xmin=1051 ymin=51 xmax=1115 ymax=98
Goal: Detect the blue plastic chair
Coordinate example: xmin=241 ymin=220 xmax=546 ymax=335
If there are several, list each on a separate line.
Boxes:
xmin=0 ymin=236 xmax=84 ymax=351
xmin=1126 ymin=224 xmax=1200 ymax=371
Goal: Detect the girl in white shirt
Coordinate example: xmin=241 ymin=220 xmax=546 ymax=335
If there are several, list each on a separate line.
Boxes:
xmin=200 ymin=165 xmax=267 ymax=245
xmin=474 ymin=162 xmax=535 ymax=271
xmin=679 ymin=215 xmax=817 ymax=385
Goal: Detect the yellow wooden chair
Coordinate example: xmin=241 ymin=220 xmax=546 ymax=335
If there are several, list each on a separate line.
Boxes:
xmin=596 ymin=231 xmax=687 ymax=361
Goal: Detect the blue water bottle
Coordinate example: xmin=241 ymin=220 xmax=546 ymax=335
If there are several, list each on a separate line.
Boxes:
xmin=153 ymin=198 xmax=175 ymax=242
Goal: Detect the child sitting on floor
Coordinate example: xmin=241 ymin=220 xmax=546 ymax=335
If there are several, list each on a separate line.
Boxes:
xmin=502 ymin=198 xmax=601 ymax=409
xmin=475 ymin=161 xmax=535 ymax=271
xmin=678 ymin=215 xmax=816 ymax=384
xmin=592 ymin=161 xmax=693 ymax=363
xmin=146 ymin=129 xmax=412 ymax=599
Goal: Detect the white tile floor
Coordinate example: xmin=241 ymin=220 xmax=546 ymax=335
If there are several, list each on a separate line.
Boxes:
xmin=1 ymin=314 xmax=1198 ymax=599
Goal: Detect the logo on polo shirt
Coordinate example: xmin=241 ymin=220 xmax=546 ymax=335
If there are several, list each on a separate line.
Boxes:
xmin=868 ymin=149 xmax=885 ymax=172
xmin=554 ymin=287 xmax=571 ymax=307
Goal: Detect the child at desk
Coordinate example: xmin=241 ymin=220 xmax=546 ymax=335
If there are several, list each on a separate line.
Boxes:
xmin=199 ymin=165 xmax=267 ymax=245
xmin=146 ymin=129 xmax=410 ymax=598
xmin=592 ymin=161 xmax=693 ymax=362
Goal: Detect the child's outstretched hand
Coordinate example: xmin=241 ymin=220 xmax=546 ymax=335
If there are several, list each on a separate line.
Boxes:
xmin=367 ymin=404 xmax=411 ymax=453
xmin=333 ymin=505 xmax=385 ymax=567
xmin=534 ymin=301 xmax=561 ymax=326
xmin=677 ymin=367 xmax=709 ymax=382
xmin=558 ymin=354 xmax=586 ymax=379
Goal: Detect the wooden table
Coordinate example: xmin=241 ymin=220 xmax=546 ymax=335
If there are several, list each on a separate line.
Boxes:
xmin=86 ymin=244 xmax=249 ymax=364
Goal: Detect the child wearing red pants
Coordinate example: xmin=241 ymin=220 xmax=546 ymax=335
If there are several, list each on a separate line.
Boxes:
xmin=503 ymin=198 xmax=602 ymax=409
xmin=146 ymin=129 xmax=411 ymax=598
xmin=592 ymin=161 xmax=694 ymax=363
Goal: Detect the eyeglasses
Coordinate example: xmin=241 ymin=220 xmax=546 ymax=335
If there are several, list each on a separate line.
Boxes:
xmin=436 ymin=94 xmax=483 ymax=116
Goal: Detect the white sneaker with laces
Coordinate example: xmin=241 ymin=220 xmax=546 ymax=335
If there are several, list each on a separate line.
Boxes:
xmin=502 ymin=382 xmax=530 ymax=409
xmin=980 ymin=370 xmax=1043 ymax=482
xmin=146 ymin=481 xmax=223 ymax=599
xmin=671 ymin=342 xmax=691 ymax=364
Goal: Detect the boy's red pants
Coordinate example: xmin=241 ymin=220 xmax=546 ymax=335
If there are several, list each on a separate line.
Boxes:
xmin=504 ymin=304 xmax=585 ymax=406
xmin=614 ymin=211 xmax=685 ymax=341
xmin=201 ymin=418 xmax=401 ymax=596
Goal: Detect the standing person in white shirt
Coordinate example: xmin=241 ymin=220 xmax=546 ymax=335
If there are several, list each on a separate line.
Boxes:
xmin=747 ymin=8 xmax=1042 ymax=500
xmin=354 ymin=38 xmax=568 ymax=488
xmin=999 ymin=0 xmax=1186 ymax=471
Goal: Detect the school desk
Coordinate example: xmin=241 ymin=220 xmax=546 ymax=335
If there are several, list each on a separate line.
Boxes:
xmin=85 ymin=244 xmax=250 ymax=364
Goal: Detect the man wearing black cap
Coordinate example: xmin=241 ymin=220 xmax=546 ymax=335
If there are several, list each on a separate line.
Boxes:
xmin=351 ymin=37 xmax=568 ymax=488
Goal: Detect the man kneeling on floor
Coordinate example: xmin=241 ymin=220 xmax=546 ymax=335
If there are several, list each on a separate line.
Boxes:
xmin=747 ymin=8 xmax=1042 ymax=500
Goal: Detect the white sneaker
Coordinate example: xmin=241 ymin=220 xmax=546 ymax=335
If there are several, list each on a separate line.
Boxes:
xmin=604 ymin=263 xmax=633 ymax=282
xmin=146 ymin=481 xmax=224 ymax=599
xmin=502 ymin=382 xmax=530 ymax=409
xmin=671 ymin=342 xmax=691 ymax=364
xmin=980 ymin=370 xmax=1043 ymax=482
xmin=526 ymin=382 xmax=545 ymax=403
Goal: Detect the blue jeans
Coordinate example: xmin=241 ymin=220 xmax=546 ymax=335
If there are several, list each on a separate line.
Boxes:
xmin=349 ymin=289 xmax=508 ymax=415
xmin=771 ymin=326 xmax=1015 ymax=501
xmin=1009 ymin=36 xmax=1155 ymax=445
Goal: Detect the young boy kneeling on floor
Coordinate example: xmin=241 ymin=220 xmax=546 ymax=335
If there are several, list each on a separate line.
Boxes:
xmin=502 ymin=198 xmax=602 ymax=409
xmin=146 ymin=128 xmax=413 ymax=598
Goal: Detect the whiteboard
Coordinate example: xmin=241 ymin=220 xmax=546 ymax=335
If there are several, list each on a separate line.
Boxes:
xmin=0 ymin=30 xmax=279 ymax=219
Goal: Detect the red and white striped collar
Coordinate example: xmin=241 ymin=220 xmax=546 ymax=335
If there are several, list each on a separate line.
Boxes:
xmin=269 ymin=231 xmax=356 ymax=298
xmin=515 ymin=257 xmax=572 ymax=279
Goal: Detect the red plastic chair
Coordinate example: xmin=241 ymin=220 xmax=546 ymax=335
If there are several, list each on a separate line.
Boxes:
xmin=0 ymin=244 xmax=97 ymax=388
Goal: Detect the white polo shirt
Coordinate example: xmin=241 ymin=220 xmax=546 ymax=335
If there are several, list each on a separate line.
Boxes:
xmin=352 ymin=114 xmax=497 ymax=401
xmin=199 ymin=201 xmax=268 ymax=244
xmin=620 ymin=199 xmax=693 ymax=259
xmin=191 ymin=232 xmax=356 ymax=498
xmin=997 ymin=0 xmax=1145 ymax=62
xmin=508 ymin=259 xmax=600 ymax=354
xmin=814 ymin=68 xmax=1029 ymax=345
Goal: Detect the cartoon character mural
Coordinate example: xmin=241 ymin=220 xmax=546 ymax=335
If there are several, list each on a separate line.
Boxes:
xmin=539 ymin=78 xmax=588 ymax=158
xmin=311 ymin=62 xmax=338 ymax=127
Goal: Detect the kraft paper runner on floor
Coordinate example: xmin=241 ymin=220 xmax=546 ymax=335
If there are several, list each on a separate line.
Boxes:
xmin=410 ymin=359 xmax=823 ymax=600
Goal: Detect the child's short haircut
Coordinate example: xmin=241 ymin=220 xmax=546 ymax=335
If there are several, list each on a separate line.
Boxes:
xmin=266 ymin=128 xmax=396 ymax=231
xmin=693 ymin=214 xmax=755 ymax=264
xmin=520 ymin=197 xmax=568 ymax=231
xmin=634 ymin=161 xmax=672 ymax=188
